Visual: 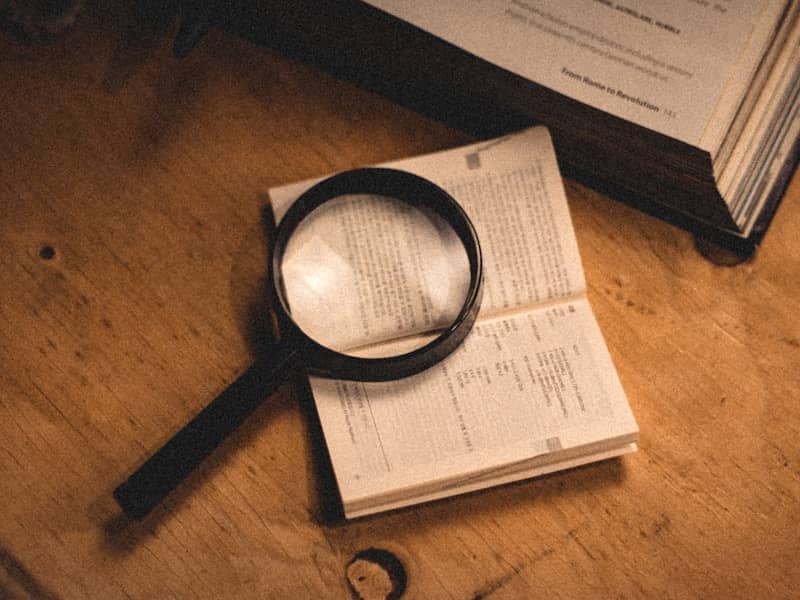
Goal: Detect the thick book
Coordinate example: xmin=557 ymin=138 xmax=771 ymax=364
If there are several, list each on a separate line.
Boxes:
xmin=268 ymin=128 xmax=638 ymax=518
xmin=232 ymin=0 xmax=800 ymax=256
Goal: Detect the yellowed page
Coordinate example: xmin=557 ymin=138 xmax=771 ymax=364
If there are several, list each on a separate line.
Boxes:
xmin=312 ymin=299 xmax=638 ymax=517
xmin=269 ymin=127 xmax=586 ymax=350
xmin=717 ymin=17 xmax=800 ymax=232
xmin=364 ymin=0 xmax=790 ymax=147
xmin=706 ymin=2 xmax=799 ymax=163
xmin=346 ymin=443 xmax=638 ymax=518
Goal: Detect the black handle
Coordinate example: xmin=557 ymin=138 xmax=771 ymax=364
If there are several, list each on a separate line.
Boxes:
xmin=114 ymin=346 xmax=302 ymax=519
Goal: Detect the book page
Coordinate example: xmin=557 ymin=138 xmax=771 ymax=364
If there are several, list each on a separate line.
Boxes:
xmin=308 ymin=298 xmax=638 ymax=514
xmin=347 ymin=443 xmax=638 ymax=518
xmin=707 ymin=2 xmax=799 ymax=163
xmin=364 ymin=0 xmax=789 ymax=147
xmin=269 ymin=127 xmax=585 ymax=350
xmin=277 ymin=193 xmax=471 ymax=352
xmin=718 ymin=17 xmax=800 ymax=231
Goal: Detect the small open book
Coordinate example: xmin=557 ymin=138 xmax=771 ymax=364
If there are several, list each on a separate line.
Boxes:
xmin=269 ymin=127 xmax=638 ymax=518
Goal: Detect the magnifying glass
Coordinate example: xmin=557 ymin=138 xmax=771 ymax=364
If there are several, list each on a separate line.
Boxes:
xmin=114 ymin=167 xmax=483 ymax=519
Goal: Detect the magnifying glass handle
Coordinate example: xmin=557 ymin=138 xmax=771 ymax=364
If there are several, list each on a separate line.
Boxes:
xmin=114 ymin=345 xmax=302 ymax=520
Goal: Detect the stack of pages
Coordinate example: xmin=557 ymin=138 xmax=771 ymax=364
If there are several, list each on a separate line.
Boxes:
xmin=269 ymin=128 xmax=638 ymax=518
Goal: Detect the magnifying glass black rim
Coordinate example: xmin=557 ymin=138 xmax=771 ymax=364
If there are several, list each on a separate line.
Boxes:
xmin=271 ymin=167 xmax=483 ymax=381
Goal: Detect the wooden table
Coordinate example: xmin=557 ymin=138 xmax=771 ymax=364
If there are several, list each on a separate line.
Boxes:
xmin=2 ymin=4 xmax=798 ymax=598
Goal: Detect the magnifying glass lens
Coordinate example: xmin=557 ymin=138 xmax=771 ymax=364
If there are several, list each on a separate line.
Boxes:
xmin=281 ymin=193 xmax=471 ymax=358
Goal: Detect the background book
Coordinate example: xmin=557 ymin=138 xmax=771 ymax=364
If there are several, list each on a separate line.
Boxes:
xmin=222 ymin=0 xmax=800 ymax=256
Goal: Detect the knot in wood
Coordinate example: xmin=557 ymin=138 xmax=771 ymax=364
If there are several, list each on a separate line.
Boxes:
xmin=345 ymin=548 xmax=407 ymax=600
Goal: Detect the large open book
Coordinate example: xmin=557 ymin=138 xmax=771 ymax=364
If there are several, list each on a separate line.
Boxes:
xmin=268 ymin=128 xmax=638 ymax=518
xmin=237 ymin=0 xmax=800 ymax=255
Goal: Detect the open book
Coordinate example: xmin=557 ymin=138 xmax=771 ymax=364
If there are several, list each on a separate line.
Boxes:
xmin=245 ymin=0 xmax=800 ymax=255
xmin=365 ymin=0 xmax=800 ymax=254
xmin=269 ymin=128 xmax=638 ymax=518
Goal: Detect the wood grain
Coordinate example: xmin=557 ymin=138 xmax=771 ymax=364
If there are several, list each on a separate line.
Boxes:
xmin=1 ymin=3 xmax=798 ymax=598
